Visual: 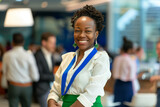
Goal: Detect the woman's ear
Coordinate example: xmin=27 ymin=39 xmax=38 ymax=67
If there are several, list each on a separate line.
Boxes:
xmin=95 ymin=31 xmax=99 ymax=39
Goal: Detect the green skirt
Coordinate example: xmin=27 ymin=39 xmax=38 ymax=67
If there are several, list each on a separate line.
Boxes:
xmin=62 ymin=94 xmax=102 ymax=107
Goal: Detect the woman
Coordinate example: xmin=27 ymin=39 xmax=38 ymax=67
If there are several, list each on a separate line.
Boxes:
xmin=47 ymin=5 xmax=111 ymax=107
xmin=113 ymin=37 xmax=137 ymax=107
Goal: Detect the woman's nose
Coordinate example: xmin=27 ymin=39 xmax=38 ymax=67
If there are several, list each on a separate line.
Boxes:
xmin=79 ymin=31 xmax=85 ymax=37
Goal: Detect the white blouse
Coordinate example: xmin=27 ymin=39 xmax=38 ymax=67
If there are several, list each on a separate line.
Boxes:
xmin=47 ymin=47 xmax=111 ymax=107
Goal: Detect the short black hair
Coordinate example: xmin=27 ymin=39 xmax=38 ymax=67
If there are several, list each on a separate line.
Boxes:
xmin=13 ymin=33 xmax=24 ymax=45
xmin=121 ymin=37 xmax=133 ymax=53
xmin=41 ymin=32 xmax=55 ymax=42
xmin=71 ymin=5 xmax=104 ymax=33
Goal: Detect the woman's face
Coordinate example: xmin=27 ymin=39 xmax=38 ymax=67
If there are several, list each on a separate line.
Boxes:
xmin=74 ymin=16 xmax=98 ymax=51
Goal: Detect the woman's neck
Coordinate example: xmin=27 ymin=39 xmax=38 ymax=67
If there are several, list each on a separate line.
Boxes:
xmin=78 ymin=46 xmax=94 ymax=56
xmin=79 ymin=50 xmax=85 ymax=57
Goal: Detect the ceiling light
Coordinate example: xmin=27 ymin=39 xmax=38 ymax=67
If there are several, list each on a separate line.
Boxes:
xmin=0 ymin=4 xmax=8 ymax=11
xmin=4 ymin=8 xmax=34 ymax=27
xmin=16 ymin=0 xmax=23 ymax=2
xmin=61 ymin=0 xmax=79 ymax=5
xmin=41 ymin=1 xmax=48 ymax=8
xmin=65 ymin=0 xmax=110 ymax=11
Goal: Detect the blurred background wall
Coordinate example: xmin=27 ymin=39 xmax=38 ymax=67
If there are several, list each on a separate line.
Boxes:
xmin=0 ymin=0 xmax=160 ymax=61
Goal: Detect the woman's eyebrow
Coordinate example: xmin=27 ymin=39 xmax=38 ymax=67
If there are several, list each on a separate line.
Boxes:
xmin=74 ymin=26 xmax=80 ymax=29
xmin=85 ymin=27 xmax=92 ymax=29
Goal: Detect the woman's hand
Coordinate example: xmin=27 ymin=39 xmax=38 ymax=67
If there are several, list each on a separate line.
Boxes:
xmin=70 ymin=100 xmax=84 ymax=107
xmin=48 ymin=99 xmax=61 ymax=107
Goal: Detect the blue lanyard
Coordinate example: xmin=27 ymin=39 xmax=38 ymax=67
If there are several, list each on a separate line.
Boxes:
xmin=61 ymin=48 xmax=97 ymax=96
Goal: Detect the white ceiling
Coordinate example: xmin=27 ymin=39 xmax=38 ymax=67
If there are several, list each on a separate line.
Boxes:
xmin=0 ymin=0 xmax=108 ymax=12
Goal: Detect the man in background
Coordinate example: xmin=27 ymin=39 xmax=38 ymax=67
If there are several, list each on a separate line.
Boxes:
xmin=2 ymin=33 xmax=39 ymax=107
xmin=150 ymin=40 xmax=160 ymax=107
xmin=34 ymin=32 xmax=56 ymax=107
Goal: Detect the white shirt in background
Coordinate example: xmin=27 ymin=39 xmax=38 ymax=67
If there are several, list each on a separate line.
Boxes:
xmin=47 ymin=47 xmax=111 ymax=107
xmin=2 ymin=46 xmax=39 ymax=83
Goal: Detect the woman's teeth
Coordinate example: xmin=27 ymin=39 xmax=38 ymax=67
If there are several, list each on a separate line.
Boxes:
xmin=79 ymin=40 xmax=87 ymax=43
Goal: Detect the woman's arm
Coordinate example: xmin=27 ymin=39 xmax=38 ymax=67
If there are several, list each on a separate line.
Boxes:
xmin=47 ymin=65 xmax=62 ymax=106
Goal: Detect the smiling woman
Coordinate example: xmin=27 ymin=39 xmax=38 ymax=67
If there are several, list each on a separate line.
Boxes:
xmin=47 ymin=5 xmax=111 ymax=107
xmin=74 ymin=16 xmax=98 ymax=52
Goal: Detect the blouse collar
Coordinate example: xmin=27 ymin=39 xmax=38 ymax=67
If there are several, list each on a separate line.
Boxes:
xmin=75 ymin=47 xmax=95 ymax=57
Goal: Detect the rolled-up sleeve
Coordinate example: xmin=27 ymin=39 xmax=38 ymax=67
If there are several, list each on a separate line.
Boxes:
xmin=77 ymin=52 xmax=111 ymax=107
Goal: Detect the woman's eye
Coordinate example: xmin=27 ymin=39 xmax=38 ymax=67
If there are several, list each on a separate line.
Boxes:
xmin=74 ymin=30 xmax=80 ymax=33
xmin=86 ymin=30 xmax=91 ymax=33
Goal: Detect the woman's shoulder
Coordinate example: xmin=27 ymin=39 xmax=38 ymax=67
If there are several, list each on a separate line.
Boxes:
xmin=94 ymin=50 xmax=110 ymax=61
xmin=61 ymin=52 xmax=75 ymax=59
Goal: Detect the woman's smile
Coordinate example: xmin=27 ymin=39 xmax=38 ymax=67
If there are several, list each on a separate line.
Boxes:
xmin=77 ymin=40 xmax=89 ymax=45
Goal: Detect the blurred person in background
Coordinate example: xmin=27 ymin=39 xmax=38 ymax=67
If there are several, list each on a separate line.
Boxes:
xmin=0 ymin=44 xmax=4 ymax=62
xmin=34 ymin=32 xmax=56 ymax=107
xmin=130 ymin=46 xmax=145 ymax=94
xmin=129 ymin=46 xmax=145 ymax=95
xmin=57 ymin=45 xmax=67 ymax=56
xmin=53 ymin=45 xmax=66 ymax=66
xmin=0 ymin=44 xmax=5 ymax=96
xmin=150 ymin=40 xmax=160 ymax=107
xmin=113 ymin=37 xmax=137 ymax=107
xmin=2 ymin=33 xmax=39 ymax=107
xmin=5 ymin=41 xmax=12 ymax=51
xmin=135 ymin=46 xmax=145 ymax=71
xmin=28 ymin=43 xmax=40 ymax=54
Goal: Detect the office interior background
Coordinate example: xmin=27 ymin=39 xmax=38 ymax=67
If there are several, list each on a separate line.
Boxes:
xmin=0 ymin=0 xmax=160 ymax=107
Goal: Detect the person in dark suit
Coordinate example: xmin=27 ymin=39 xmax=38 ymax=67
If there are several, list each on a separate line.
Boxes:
xmin=34 ymin=32 xmax=56 ymax=107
